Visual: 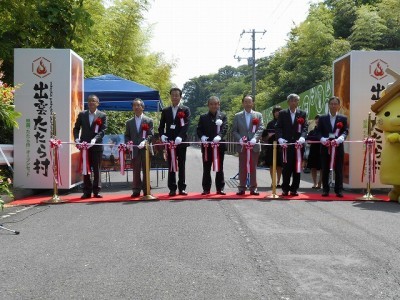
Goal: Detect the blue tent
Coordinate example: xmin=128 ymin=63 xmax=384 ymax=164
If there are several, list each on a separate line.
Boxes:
xmin=84 ymin=74 xmax=163 ymax=112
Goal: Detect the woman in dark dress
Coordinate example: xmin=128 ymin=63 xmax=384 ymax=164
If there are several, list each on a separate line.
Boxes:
xmin=306 ymin=115 xmax=321 ymax=189
xmin=262 ymin=106 xmax=282 ymax=187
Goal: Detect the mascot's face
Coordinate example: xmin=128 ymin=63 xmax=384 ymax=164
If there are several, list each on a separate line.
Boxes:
xmin=376 ymin=95 xmax=400 ymax=132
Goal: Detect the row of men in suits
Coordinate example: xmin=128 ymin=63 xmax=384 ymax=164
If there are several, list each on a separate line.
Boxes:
xmin=275 ymin=94 xmax=348 ymax=197
xmin=73 ymin=92 xmax=348 ymax=199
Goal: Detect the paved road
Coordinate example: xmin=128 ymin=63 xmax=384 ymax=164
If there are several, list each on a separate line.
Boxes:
xmin=1 ymin=147 xmax=399 ymax=299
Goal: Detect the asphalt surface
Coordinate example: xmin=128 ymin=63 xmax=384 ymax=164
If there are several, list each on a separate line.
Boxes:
xmin=1 ymin=147 xmax=399 ymax=299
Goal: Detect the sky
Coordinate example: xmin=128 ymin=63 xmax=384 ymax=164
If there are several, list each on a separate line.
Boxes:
xmin=143 ymin=0 xmax=322 ymax=88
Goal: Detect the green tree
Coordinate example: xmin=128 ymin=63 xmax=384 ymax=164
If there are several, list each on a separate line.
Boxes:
xmin=349 ymin=5 xmax=387 ymax=49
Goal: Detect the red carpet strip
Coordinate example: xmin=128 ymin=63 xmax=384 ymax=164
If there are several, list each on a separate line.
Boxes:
xmin=7 ymin=192 xmax=390 ymax=206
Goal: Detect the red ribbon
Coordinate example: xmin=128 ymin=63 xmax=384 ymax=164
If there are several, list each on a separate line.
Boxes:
xmin=203 ymin=142 xmax=209 ymax=162
xmin=295 ymin=142 xmax=303 ymax=173
xmin=49 ymin=138 xmax=62 ymax=185
xmin=177 ymin=111 xmax=185 ymax=127
xmin=211 ymin=142 xmax=220 ymax=172
xmin=334 ymin=122 xmax=343 ymax=137
xmin=142 ymin=123 xmax=149 ymax=139
xmin=297 ymin=117 xmax=304 ymax=133
xmin=77 ymin=141 xmax=91 ymax=175
xmin=118 ymin=143 xmax=127 ymax=175
xmin=361 ymin=138 xmax=376 ymax=183
xmin=252 ymin=118 xmax=259 ymax=133
xmin=94 ymin=118 xmax=102 ymax=133
xmin=168 ymin=142 xmax=178 ymax=172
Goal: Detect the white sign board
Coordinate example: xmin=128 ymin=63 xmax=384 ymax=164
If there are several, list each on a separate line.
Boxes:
xmin=333 ymin=50 xmax=400 ymax=188
xmin=14 ymin=48 xmax=84 ymax=189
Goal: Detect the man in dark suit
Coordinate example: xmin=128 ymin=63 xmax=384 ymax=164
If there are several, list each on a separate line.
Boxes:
xmin=158 ymin=87 xmax=191 ymax=196
xmin=73 ymin=94 xmax=107 ymax=199
xmin=125 ymin=98 xmax=154 ymax=197
xmin=275 ymin=93 xmax=308 ymax=196
xmin=196 ymin=96 xmax=228 ymax=195
xmin=232 ymin=95 xmax=264 ymax=195
xmin=317 ymin=96 xmax=348 ymax=197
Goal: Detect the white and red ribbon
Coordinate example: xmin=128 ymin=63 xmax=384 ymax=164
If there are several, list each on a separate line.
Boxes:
xmin=329 ymin=140 xmax=338 ymax=171
xmin=281 ymin=143 xmax=288 ymax=163
xmin=252 ymin=124 xmax=257 ymax=133
xmin=295 ymin=142 xmax=303 ymax=173
xmin=118 ymin=143 xmax=127 ymax=175
xmin=142 ymin=131 xmax=147 ymax=139
xmin=180 ymin=118 xmax=185 ymax=127
xmin=94 ymin=124 xmax=99 ymax=133
xmin=245 ymin=142 xmax=253 ymax=174
xmin=77 ymin=141 xmax=91 ymax=175
xmin=211 ymin=142 xmax=220 ymax=172
xmin=169 ymin=142 xmax=178 ymax=172
xmin=203 ymin=142 xmax=209 ymax=162
xmin=361 ymin=138 xmax=376 ymax=183
xmin=49 ymin=138 xmax=62 ymax=185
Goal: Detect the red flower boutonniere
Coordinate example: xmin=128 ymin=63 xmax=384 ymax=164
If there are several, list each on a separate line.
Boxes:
xmin=251 ymin=118 xmax=260 ymax=133
xmin=94 ymin=118 xmax=102 ymax=133
xmin=335 ymin=121 xmax=343 ymax=136
xmin=177 ymin=111 xmax=186 ymax=126
xmin=296 ymin=117 xmax=304 ymax=133
xmin=142 ymin=123 xmax=150 ymax=139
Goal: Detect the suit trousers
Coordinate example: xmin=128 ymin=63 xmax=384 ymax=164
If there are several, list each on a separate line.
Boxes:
xmin=202 ymin=150 xmax=225 ymax=192
xmin=321 ymin=146 xmax=344 ymax=194
xmin=281 ymin=146 xmax=301 ymax=193
xmin=83 ymin=149 xmax=102 ymax=195
xmin=131 ymin=149 xmax=147 ymax=193
xmin=167 ymin=144 xmax=187 ymax=192
xmin=238 ymin=149 xmax=259 ymax=192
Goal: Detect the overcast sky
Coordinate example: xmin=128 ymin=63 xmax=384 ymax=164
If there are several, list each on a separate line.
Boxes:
xmin=143 ymin=0 xmax=321 ymax=88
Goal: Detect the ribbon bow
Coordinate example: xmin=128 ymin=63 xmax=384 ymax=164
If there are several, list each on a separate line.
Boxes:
xmin=94 ymin=118 xmax=102 ymax=133
xmin=77 ymin=141 xmax=91 ymax=175
xmin=177 ymin=111 xmax=186 ymax=127
xmin=245 ymin=141 xmax=253 ymax=174
xmin=211 ymin=142 xmax=220 ymax=172
xmin=168 ymin=142 xmax=178 ymax=172
xmin=118 ymin=143 xmax=127 ymax=175
xmin=49 ymin=138 xmax=62 ymax=185
xmin=294 ymin=142 xmax=303 ymax=173
xmin=361 ymin=138 xmax=376 ymax=183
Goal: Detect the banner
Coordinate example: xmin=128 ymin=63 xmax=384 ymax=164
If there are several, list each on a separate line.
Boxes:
xmin=14 ymin=49 xmax=84 ymax=189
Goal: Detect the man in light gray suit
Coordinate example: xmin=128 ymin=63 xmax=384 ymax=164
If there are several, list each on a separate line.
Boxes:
xmin=124 ymin=98 xmax=154 ymax=197
xmin=232 ymin=95 xmax=264 ymax=195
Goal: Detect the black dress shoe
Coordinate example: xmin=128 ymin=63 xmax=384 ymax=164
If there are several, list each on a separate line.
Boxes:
xmin=201 ymin=190 xmax=210 ymax=195
xmin=217 ymin=190 xmax=226 ymax=195
xmin=236 ymin=190 xmax=245 ymax=195
xmin=321 ymin=192 xmax=329 ymax=197
xmin=336 ymin=193 xmax=343 ymax=198
xmin=168 ymin=191 xmax=176 ymax=196
xmin=179 ymin=190 xmax=188 ymax=196
xmin=93 ymin=193 xmax=103 ymax=198
xmin=281 ymin=191 xmax=289 ymax=196
xmin=250 ymin=191 xmax=260 ymax=196
xmin=81 ymin=193 xmax=91 ymax=199
xmin=290 ymin=192 xmax=299 ymax=196
xmin=276 ymin=184 xmax=282 ymax=188
xmin=131 ymin=192 xmax=140 ymax=197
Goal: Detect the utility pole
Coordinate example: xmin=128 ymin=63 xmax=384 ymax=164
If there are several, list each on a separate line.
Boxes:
xmin=234 ymin=29 xmax=266 ymax=100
